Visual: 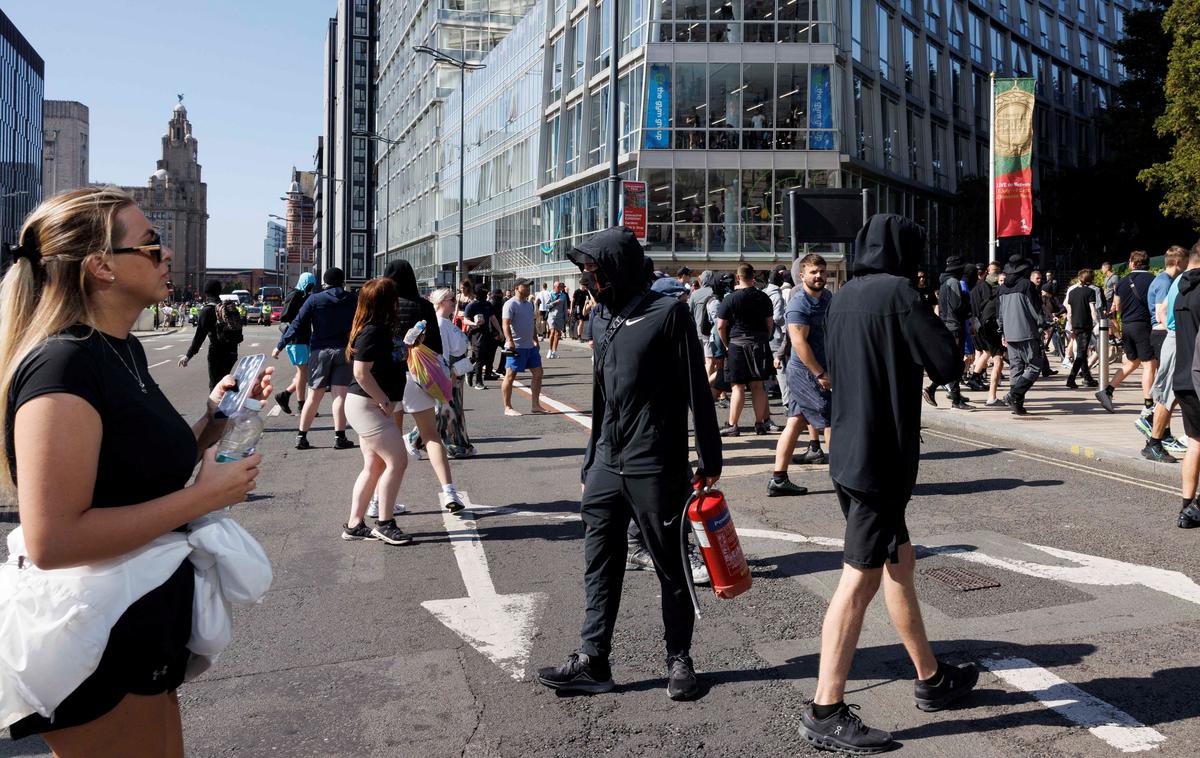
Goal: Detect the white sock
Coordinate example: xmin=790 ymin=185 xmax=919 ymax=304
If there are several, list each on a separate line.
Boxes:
xmin=442 ymin=483 xmax=458 ymax=497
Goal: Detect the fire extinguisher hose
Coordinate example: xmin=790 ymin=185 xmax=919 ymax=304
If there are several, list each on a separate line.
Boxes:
xmin=681 ymin=488 xmax=703 ymax=619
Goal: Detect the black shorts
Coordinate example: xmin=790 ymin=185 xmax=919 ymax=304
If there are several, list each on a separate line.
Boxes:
xmin=9 ymin=560 xmax=194 ymax=740
xmin=1152 ymin=328 xmax=1167 ymax=361
xmin=724 ymin=341 xmax=775 ymax=385
xmin=835 ymin=482 xmax=910 ymax=569
xmin=976 ymin=321 xmax=1003 ymax=355
xmin=1122 ymin=321 xmax=1154 ymax=362
xmin=1178 ymin=390 xmax=1200 ymax=439
xmin=307 ymin=346 xmax=354 ymax=389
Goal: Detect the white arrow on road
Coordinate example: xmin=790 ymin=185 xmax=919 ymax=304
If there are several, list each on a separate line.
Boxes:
xmin=421 ymin=494 xmax=547 ymax=681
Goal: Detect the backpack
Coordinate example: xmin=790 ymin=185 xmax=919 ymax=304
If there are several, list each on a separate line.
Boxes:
xmin=213 ymin=301 xmax=244 ymax=345
xmin=699 ymin=297 xmax=714 ymax=336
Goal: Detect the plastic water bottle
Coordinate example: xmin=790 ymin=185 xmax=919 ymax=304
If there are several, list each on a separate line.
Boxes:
xmin=404 ymin=320 xmax=426 ymax=346
xmin=215 ymin=399 xmax=264 ymax=462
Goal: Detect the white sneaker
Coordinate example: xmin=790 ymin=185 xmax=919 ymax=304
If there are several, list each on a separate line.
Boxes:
xmin=366 ymin=496 xmax=406 ymax=519
xmin=438 ymin=491 xmax=465 ymax=513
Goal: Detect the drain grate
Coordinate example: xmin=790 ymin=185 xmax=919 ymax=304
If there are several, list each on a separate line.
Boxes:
xmin=923 ymin=566 xmax=1000 ymax=592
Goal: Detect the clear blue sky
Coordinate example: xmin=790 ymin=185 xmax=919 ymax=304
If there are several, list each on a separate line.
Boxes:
xmin=7 ymin=0 xmax=330 ymax=268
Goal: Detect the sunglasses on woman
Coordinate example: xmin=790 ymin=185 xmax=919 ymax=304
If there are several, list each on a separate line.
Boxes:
xmin=111 ymin=231 xmax=165 ymax=265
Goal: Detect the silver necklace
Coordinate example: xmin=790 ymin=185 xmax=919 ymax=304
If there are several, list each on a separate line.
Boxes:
xmin=101 ymin=335 xmax=147 ymax=394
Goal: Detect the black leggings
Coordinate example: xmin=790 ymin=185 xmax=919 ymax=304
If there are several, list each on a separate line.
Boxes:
xmin=1069 ymin=329 xmax=1094 ymax=383
xmin=579 ymin=468 xmax=694 ymax=661
xmin=207 ymin=349 xmax=237 ymax=390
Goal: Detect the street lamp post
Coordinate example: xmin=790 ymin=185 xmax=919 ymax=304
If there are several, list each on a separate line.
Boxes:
xmin=352 ymin=130 xmax=405 ymax=274
xmin=414 ymin=45 xmax=485 ymax=287
xmin=608 ymin=0 xmax=620 ymax=227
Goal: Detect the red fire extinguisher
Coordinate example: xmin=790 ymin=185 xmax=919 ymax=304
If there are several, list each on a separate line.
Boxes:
xmin=685 ymin=481 xmax=752 ymax=601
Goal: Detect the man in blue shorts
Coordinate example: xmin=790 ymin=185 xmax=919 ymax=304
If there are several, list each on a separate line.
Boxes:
xmin=501 ymin=277 xmax=547 ymax=416
xmin=769 ymin=254 xmax=832 ymax=496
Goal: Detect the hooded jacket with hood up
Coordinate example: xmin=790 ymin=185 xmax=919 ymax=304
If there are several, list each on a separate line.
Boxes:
xmin=689 ymin=270 xmax=716 ymax=340
xmin=1172 ymin=267 xmax=1200 ymax=393
xmin=385 ymin=259 xmax=443 ymax=356
xmin=997 ymin=256 xmax=1044 ymax=343
xmin=568 ymin=227 xmax=721 ymax=483
xmin=826 ymin=214 xmax=960 ymax=499
xmin=280 ymin=275 xmax=358 ymax=351
xmin=275 ymin=272 xmax=318 ymax=349
xmin=936 ymin=257 xmax=969 ymax=332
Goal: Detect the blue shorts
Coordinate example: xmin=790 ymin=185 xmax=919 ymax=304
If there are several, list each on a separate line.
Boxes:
xmin=506 ymin=347 xmax=542 ymax=373
xmin=285 ymin=344 xmax=310 ymax=367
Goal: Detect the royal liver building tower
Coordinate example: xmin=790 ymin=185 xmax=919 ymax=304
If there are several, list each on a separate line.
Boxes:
xmin=123 ymin=98 xmax=208 ymax=299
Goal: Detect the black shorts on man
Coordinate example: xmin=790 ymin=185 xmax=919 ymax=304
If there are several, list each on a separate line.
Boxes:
xmin=308 ymin=346 xmax=354 ymax=389
xmin=1122 ymin=321 xmax=1154 ymax=363
xmin=835 ymin=483 xmax=911 ymax=569
xmin=724 ymin=341 xmax=774 ymax=385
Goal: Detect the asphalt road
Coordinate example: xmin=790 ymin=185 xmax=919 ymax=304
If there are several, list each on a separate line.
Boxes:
xmin=4 ymin=325 xmax=1200 ymax=757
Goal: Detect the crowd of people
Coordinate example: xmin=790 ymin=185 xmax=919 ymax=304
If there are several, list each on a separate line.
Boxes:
xmin=5 ymin=184 xmax=1198 ymax=756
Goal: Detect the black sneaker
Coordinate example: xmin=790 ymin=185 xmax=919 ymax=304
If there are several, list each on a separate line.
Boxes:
xmin=921 ymin=387 xmax=937 ymax=407
xmin=370 ymin=519 xmax=413 ymax=545
xmin=1084 ymin=378 xmax=1100 ymax=388
xmin=1178 ymin=503 xmax=1200 ymax=529
xmin=275 ymin=389 xmax=293 ymax=415
xmin=295 ymin=435 xmax=312 ymax=450
xmin=1010 ymin=401 xmax=1028 ymax=416
xmin=1142 ymin=443 xmax=1178 ymax=464
xmin=333 ymin=435 xmax=355 ymax=450
xmin=798 ymin=701 xmax=894 ymax=755
xmin=536 ymin=652 xmax=615 ymax=694
xmin=914 ymin=661 xmax=979 ymax=712
xmin=1065 ymin=380 xmax=1079 ymax=390
xmin=719 ymin=424 xmax=741 ymax=437
xmin=794 ymin=448 xmax=828 ymax=465
xmin=1096 ymin=387 xmax=1115 ymax=413
xmin=767 ymin=477 xmax=808 ymax=497
xmin=950 ymin=399 xmax=972 ymax=410
xmin=341 ymin=521 xmax=377 ymax=541
xmin=666 ymin=654 xmax=700 ymax=701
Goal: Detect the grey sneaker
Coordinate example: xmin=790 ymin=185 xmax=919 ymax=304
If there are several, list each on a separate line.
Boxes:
xmin=626 ymin=544 xmax=656 ymax=571
xmin=794 ymin=448 xmax=828 ymax=465
xmin=767 ymin=477 xmax=809 ymax=497
xmin=1164 ymin=436 xmax=1188 ymax=454
xmin=688 ymin=547 xmax=710 ymax=585
xmin=1096 ymin=387 xmax=1115 ymax=413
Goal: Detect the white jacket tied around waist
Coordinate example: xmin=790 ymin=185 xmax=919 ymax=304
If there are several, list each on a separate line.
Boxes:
xmin=0 ymin=511 xmax=272 ymax=728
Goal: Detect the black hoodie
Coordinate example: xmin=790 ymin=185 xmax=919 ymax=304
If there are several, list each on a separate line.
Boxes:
xmin=384 ymin=259 xmax=442 ymax=356
xmin=1172 ymin=267 xmax=1200 ymax=393
xmin=826 ymin=215 xmax=960 ymax=499
xmin=568 ymin=227 xmax=721 ymax=482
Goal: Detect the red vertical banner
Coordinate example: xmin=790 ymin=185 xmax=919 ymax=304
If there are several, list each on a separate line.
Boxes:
xmin=992 ymin=78 xmax=1036 ymax=238
xmin=622 ymin=180 xmax=647 ymax=242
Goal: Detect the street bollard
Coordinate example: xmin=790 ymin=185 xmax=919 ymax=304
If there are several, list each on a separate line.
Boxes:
xmin=1098 ymin=317 xmax=1109 ymax=390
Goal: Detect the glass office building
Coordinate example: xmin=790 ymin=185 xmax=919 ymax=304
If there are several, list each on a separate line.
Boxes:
xmin=377 ymin=0 xmax=1132 ymax=285
xmin=0 ymin=9 xmax=43 ymax=255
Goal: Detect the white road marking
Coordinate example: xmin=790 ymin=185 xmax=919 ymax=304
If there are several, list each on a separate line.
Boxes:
xmin=154 ymin=345 xmax=173 ymax=351
xmin=249 ymin=342 xmax=260 ymax=347
xmin=420 ymin=492 xmax=547 ymax=680
xmin=267 ymin=404 xmax=282 ymax=417
xmin=511 ymin=380 xmax=591 ymax=429
xmin=924 ymin=428 xmax=1176 ymax=495
xmin=148 ymin=360 xmax=170 ymax=369
xmin=982 ymin=656 xmax=1166 ymax=753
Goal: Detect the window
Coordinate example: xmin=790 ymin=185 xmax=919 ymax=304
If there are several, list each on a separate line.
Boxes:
xmin=906 ymin=109 xmax=921 ymax=179
xmin=1077 ymin=0 xmax=1089 ymax=25
xmin=564 ymin=103 xmax=582 ymax=175
xmin=1018 ymin=0 xmax=1031 ymax=36
xmin=853 ymin=76 xmax=867 ymax=158
xmin=973 ymin=70 xmax=988 ymax=132
xmin=709 ymin=62 xmax=741 ymax=148
xmin=571 ymin=19 xmax=587 ymax=90
xmin=925 ymin=0 xmax=942 ymax=35
xmin=550 ymin=37 xmax=563 ymax=101
xmin=1052 ymin=62 xmax=1065 ymax=105
xmin=852 ymin=0 xmax=866 ymax=61
xmin=903 ymin=25 xmax=918 ymax=94
xmin=1038 ymin=8 xmax=1050 ymax=49
xmin=1078 ymin=31 xmax=1090 ymax=70
xmin=743 ymin=63 xmax=775 ymax=149
xmin=1097 ymin=0 xmax=1108 ymax=36
xmin=1098 ymin=43 xmax=1111 ymax=79
xmin=544 ymin=114 xmax=560 ymax=182
xmin=931 ymin=122 xmax=946 ymax=187
xmin=674 ymin=0 xmax=706 ymax=41
xmin=928 ymin=43 xmax=942 ymax=107
xmin=587 ymin=86 xmax=609 ymax=167
xmin=619 ymin=0 xmax=645 ymax=55
xmin=991 ymin=26 xmax=1004 ymax=73
xmin=949 ymin=1 xmax=965 ymax=50
xmin=969 ymin=12 xmax=984 ymax=64
xmin=1058 ymin=19 xmax=1069 ymax=59
xmin=878 ymin=4 xmax=893 ymax=81
xmin=1013 ymin=41 xmax=1030 ymax=75
xmin=881 ymin=95 xmax=897 ymax=171
xmin=673 ymin=63 xmax=706 ymax=148
xmin=592 ymin=0 xmax=613 ymax=70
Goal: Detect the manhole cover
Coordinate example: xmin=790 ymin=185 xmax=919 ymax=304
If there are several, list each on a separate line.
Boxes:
xmin=923 ymin=566 xmax=1000 ymax=592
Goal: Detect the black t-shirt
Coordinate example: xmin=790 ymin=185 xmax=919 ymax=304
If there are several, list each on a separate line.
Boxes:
xmin=1067 ymin=285 xmax=1096 ymax=331
xmin=464 ymin=300 xmax=493 ymax=328
xmin=572 ymin=288 xmax=588 ymax=311
xmin=716 ymin=286 xmax=774 ymax=344
xmin=348 ymin=324 xmax=405 ymax=401
xmin=1116 ymin=270 xmax=1154 ymax=324
xmin=7 ymin=326 xmax=197 ymax=509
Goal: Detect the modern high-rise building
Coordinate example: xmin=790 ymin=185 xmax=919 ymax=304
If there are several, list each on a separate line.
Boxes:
xmin=373 ymin=0 xmax=539 ymax=281
xmin=43 ymin=100 xmax=88 ymax=197
xmin=378 ymin=0 xmax=1134 ymax=286
xmin=121 ymin=100 xmax=208 ymax=299
xmin=0 ymin=8 xmax=43 ymax=253
xmin=263 ymin=219 xmax=287 ymax=275
xmin=322 ymin=0 xmax=378 ymax=287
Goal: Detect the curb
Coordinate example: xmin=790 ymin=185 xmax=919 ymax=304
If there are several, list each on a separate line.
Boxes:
xmin=920 ymin=408 xmax=1178 ymax=487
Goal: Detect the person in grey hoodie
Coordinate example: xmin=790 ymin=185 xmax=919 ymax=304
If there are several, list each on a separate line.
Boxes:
xmin=996 ymin=254 xmax=1045 ymax=415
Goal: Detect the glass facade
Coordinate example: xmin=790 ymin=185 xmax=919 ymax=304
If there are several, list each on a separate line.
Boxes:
xmin=0 ymin=10 xmax=43 ymax=252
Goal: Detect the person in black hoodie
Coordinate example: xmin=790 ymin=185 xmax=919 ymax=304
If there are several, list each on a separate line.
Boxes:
xmin=1170 ymin=242 xmax=1200 ymax=528
xmin=799 ymin=215 xmax=977 ymax=754
xmin=923 ymin=255 xmax=970 ymax=409
xmin=536 ymin=227 xmax=722 ymax=702
xmin=996 ymin=255 xmax=1046 ymax=416
xmin=280 ymin=267 xmax=358 ymax=450
xmin=180 ymin=279 xmax=242 ymax=389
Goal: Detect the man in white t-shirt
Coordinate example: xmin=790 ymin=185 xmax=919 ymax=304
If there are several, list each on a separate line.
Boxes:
xmin=536 ymin=282 xmax=552 ymax=338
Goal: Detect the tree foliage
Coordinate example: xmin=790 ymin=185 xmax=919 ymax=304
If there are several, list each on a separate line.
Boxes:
xmin=1139 ymin=0 xmax=1200 ymax=227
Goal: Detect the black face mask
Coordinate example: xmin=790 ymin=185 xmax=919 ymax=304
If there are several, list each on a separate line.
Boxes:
xmin=588 ymin=268 xmax=616 ymax=306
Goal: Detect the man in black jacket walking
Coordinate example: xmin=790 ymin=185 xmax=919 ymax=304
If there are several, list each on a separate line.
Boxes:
xmin=1170 ymin=242 xmax=1200 ymax=528
xmin=536 ymin=227 xmax=722 ymax=702
xmin=799 ymin=215 xmax=978 ymax=753
xmin=180 ymin=279 xmax=241 ymax=389
xmin=923 ymin=256 xmax=970 ymax=409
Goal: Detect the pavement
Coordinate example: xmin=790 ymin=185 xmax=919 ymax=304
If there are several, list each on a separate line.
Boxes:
xmin=4 ymin=326 xmax=1200 ymax=757
xmin=920 ymin=360 xmax=1181 ymax=486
